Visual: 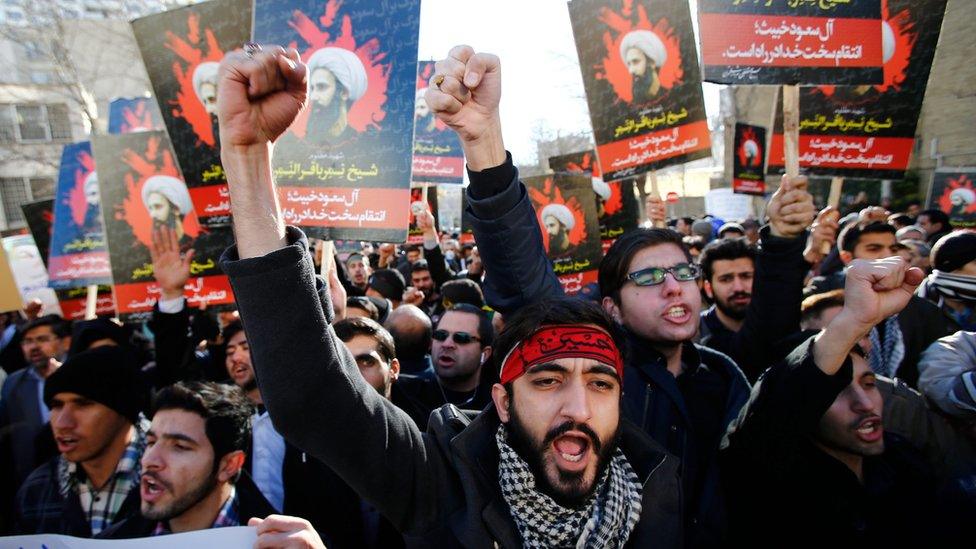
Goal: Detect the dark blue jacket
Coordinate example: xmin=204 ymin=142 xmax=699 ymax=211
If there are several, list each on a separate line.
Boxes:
xmin=466 ymin=157 xmax=751 ymax=546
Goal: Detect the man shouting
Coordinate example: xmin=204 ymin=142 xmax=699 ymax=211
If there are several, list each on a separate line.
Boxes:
xmin=215 ymin=45 xmax=681 ymax=547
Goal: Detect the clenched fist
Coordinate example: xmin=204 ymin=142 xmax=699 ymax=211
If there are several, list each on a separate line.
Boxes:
xmin=217 ymin=45 xmax=307 ymax=150
xmin=426 ymin=45 xmax=504 ymax=171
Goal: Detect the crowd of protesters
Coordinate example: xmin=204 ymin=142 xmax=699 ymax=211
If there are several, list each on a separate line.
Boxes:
xmin=0 ymin=45 xmax=974 ymax=548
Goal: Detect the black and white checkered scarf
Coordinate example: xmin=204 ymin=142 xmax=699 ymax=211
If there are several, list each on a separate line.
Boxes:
xmin=495 ymin=425 xmax=642 ymax=549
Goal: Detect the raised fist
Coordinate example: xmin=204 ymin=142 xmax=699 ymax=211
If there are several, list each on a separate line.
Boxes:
xmin=841 ymin=257 xmax=924 ymax=329
xmin=217 ymin=45 xmax=307 ymax=150
xmin=425 ymin=45 xmax=501 ymax=144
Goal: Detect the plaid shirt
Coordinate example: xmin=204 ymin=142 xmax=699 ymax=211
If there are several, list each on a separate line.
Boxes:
xmin=60 ymin=417 xmax=148 ymax=535
xmin=151 ymin=487 xmax=239 ymax=536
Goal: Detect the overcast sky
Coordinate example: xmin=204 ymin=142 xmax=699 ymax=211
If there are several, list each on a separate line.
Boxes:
xmin=417 ymin=0 xmax=722 ymax=166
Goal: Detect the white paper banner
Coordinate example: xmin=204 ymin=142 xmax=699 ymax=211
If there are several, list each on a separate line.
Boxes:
xmin=0 ymin=526 xmax=256 ymax=549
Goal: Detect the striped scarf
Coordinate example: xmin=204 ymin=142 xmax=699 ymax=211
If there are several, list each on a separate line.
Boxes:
xmin=495 ymin=425 xmax=642 ymax=549
xmin=930 ymin=270 xmax=976 ymax=304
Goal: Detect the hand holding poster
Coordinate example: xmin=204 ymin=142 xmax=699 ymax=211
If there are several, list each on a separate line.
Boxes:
xmin=413 ymin=61 xmax=465 ymax=185
xmin=132 ymin=0 xmax=253 ymax=226
xmin=732 ymin=123 xmax=767 ymax=195
xmin=92 ymin=131 xmax=235 ymax=322
xmin=48 ymin=142 xmax=113 ymax=289
xmin=407 ymin=186 xmax=439 ymax=245
xmin=926 ymin=169 xmax=976 ymax=229
xmin=699 ymin=0 xmax=883 ymax=85
xmin=568 ymin=0 xmax=711 ymax=181
xmin=549 ymin=150 xmax=638 ymax=253
xmin=525 ymin=174 xmax=602 ymax=295
xmin=253 ymin=0 xmax=421 ymax=242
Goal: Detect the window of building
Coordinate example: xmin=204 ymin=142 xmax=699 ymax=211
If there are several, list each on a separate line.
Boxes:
xmin=15 ymin=105 xmax=47 ymax=141
xmin=0 ymin=104 xmax=73 ymax=143
xmin=23 ymin=40 xmax=45 ymax=61
xmin=0 ymin=177 xmax=32 ymax=226
xmin=29 ymin=177 xmax=55 ymax=200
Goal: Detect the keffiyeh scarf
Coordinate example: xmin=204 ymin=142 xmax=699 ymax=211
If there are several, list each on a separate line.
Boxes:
xmin=930 ymin=270 xmax=976 ymax=304
xmin=496 ymin=425 xmax=642 ymax=549
xmin=869 ymin=316 xmax=905 ymax=378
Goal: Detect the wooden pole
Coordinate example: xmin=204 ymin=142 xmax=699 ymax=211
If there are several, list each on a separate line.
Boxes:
xmin=782 ymin=85 xmax=801 ymax=178
xmin=320 ymin=240 xmax=334 ymax=278
xmin=84 ymin=284 xmax=98 ymax=320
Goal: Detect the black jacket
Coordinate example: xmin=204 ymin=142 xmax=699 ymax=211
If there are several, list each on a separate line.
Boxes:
xmin=98 ymin=473 xmax=275 ymax=539
xmin=721 ymin=337 xmax=950 ymax=546
xmin=697 ymin=226 xmax=810 ymax=382
xmin=464 ymin=156 xmax=749 ymax=546
xmin=220 ymin=227 xmax=683 ymax=548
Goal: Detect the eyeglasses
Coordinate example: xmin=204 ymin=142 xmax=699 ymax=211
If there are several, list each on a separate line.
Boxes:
xmin=432 ymin=329 xmax=481 ymax=345
xmin=627 ymin=263 xmax=701 ymax=286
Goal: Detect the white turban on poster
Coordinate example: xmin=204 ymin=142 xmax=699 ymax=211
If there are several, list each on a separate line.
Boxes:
xmin=620 ymin=29 xmax=667 ymax=68
xmin=592 ymin=178 xmax=612 ymax=201
xmin=307 ymin=47 xmax=368 ymax=102
xmin=882 ymin=21 xmax=895 ymax=64
xmin=541 ymin=204 xmax=575 ymax=230
xmin=142 ymin=175 xmax=193 ymax=215
xmin=950 ymin=187 xmax=975 ymax=206
xmin=191 ymin=62 xmax=220 ymax=101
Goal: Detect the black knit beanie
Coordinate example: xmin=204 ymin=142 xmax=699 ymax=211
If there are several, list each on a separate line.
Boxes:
xmin=44 ymin=346 xmax=147 ymax=424
xmin=931 ymin=231 xmax=976 ymax=273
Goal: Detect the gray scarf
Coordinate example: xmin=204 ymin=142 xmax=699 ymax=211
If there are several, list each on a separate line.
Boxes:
xmin=496 ymin=425 xmax=642 ymax=549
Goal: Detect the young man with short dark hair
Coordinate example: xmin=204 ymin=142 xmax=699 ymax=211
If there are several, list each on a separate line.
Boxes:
xmin=99 ymin=381 xmax=275 ymax=538
xmin=14 ymin=346 xmax=149 ymax=536
xmin=917 ymin=208 xmax=951 ymax=246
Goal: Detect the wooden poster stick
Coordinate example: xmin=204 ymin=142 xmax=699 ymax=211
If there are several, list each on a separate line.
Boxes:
xmin=782 ymin=85 xmax=800 ymax=178
xmin=820 ymin=176 xmax=844 ymax=254
xmin=84 ymin=284 xmax=98 ymax=320
xmin=320 ymin=240 xmax=334 ymax=278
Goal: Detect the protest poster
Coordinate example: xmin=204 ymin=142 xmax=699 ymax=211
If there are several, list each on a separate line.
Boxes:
xmin=699 ymin=0 xmax=884 ymax=85
xmin=253 ymin=0 xmax=421 ymax=242
xmin=0 ymin=526 xmax=256 ymax=548
xmin=407 ymin=186 xmax=439 ymax=245
xmin=132 ymin=0 xmax=252 ymax=227
xmin=926 ymin=169 xmax=976 ymax=229
xmin=549 ymin=150 xmax=638 ymax=253
xmin=2 ymin=235 xmax=61 ymax=316
xmin=732 ymin=123 xmax=767 ymax=195
xmin=92 ymin=131 xmax=235 ymax=323
xmin=413 ymin=60 xmax=465 ymax=185
xmin=767 ymin=0 xmax=947 ymax=179
xmin=47 ymin=142 xmax=113 ymax=289
xmin=20 ymin=199 xmax=54 ymax=268
xmin=21 ymin=197 xmax=116 ymax=317
xmin=0 ymin=243 xmax=23 ymax=313
xmin=705 ymin=188 xmax=754 ymax=221
xmin=567 ymin=0 xmax=711 ymax=181
xmin=524 ymin=174 xmax=602 ymax=295
xmin=107 ymin=96 xmax=164 ymax=134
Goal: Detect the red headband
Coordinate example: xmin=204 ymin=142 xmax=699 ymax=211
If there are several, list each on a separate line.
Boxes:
xmin=499 ymin=324 xmax=624 ymax=385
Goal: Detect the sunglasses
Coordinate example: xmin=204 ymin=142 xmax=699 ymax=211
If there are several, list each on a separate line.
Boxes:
xmin=432 ymin=329 xmax=481 ymax=345
xmin=627 ymin=263 xmax=701 ymax=286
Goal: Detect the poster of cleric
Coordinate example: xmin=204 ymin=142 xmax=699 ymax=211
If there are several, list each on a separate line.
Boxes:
xmin=926 ymin=169 xmax=976 ymax=229
xmin=91 ymin=131 xmax=235 ymax=322
xmin=253 ymin=0 xmax=421 ymax=242
xmin=132 ymin=0 xmax=252 ymax=226
xmin=567 ymin=0 xmax=710 ymax=181
xmin=698 ymin=0 xmax=883 ymax=86
xmin=47 ymin=142 xmax=113 ymax=290
xmin=549 ymin=149 xmax=637 ymax=254
xmin=766 ymin=0 xmax=947 ymax=179
xmin=525 ymin=174 xmax=602 ymax=295
xmin=412 ymin=60 xmax=465 ymax=185
xmin=107 ymin=96 xmax=164 ymax=135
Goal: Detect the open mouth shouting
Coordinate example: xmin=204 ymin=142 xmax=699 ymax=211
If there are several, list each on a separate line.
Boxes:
xmin=854 ymin=416 xmax=883 ymax=444
xmin=141 ymin=473 xmax=170 ymax=504
xmin=662 ymin=303 xmax=692 ymax=324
